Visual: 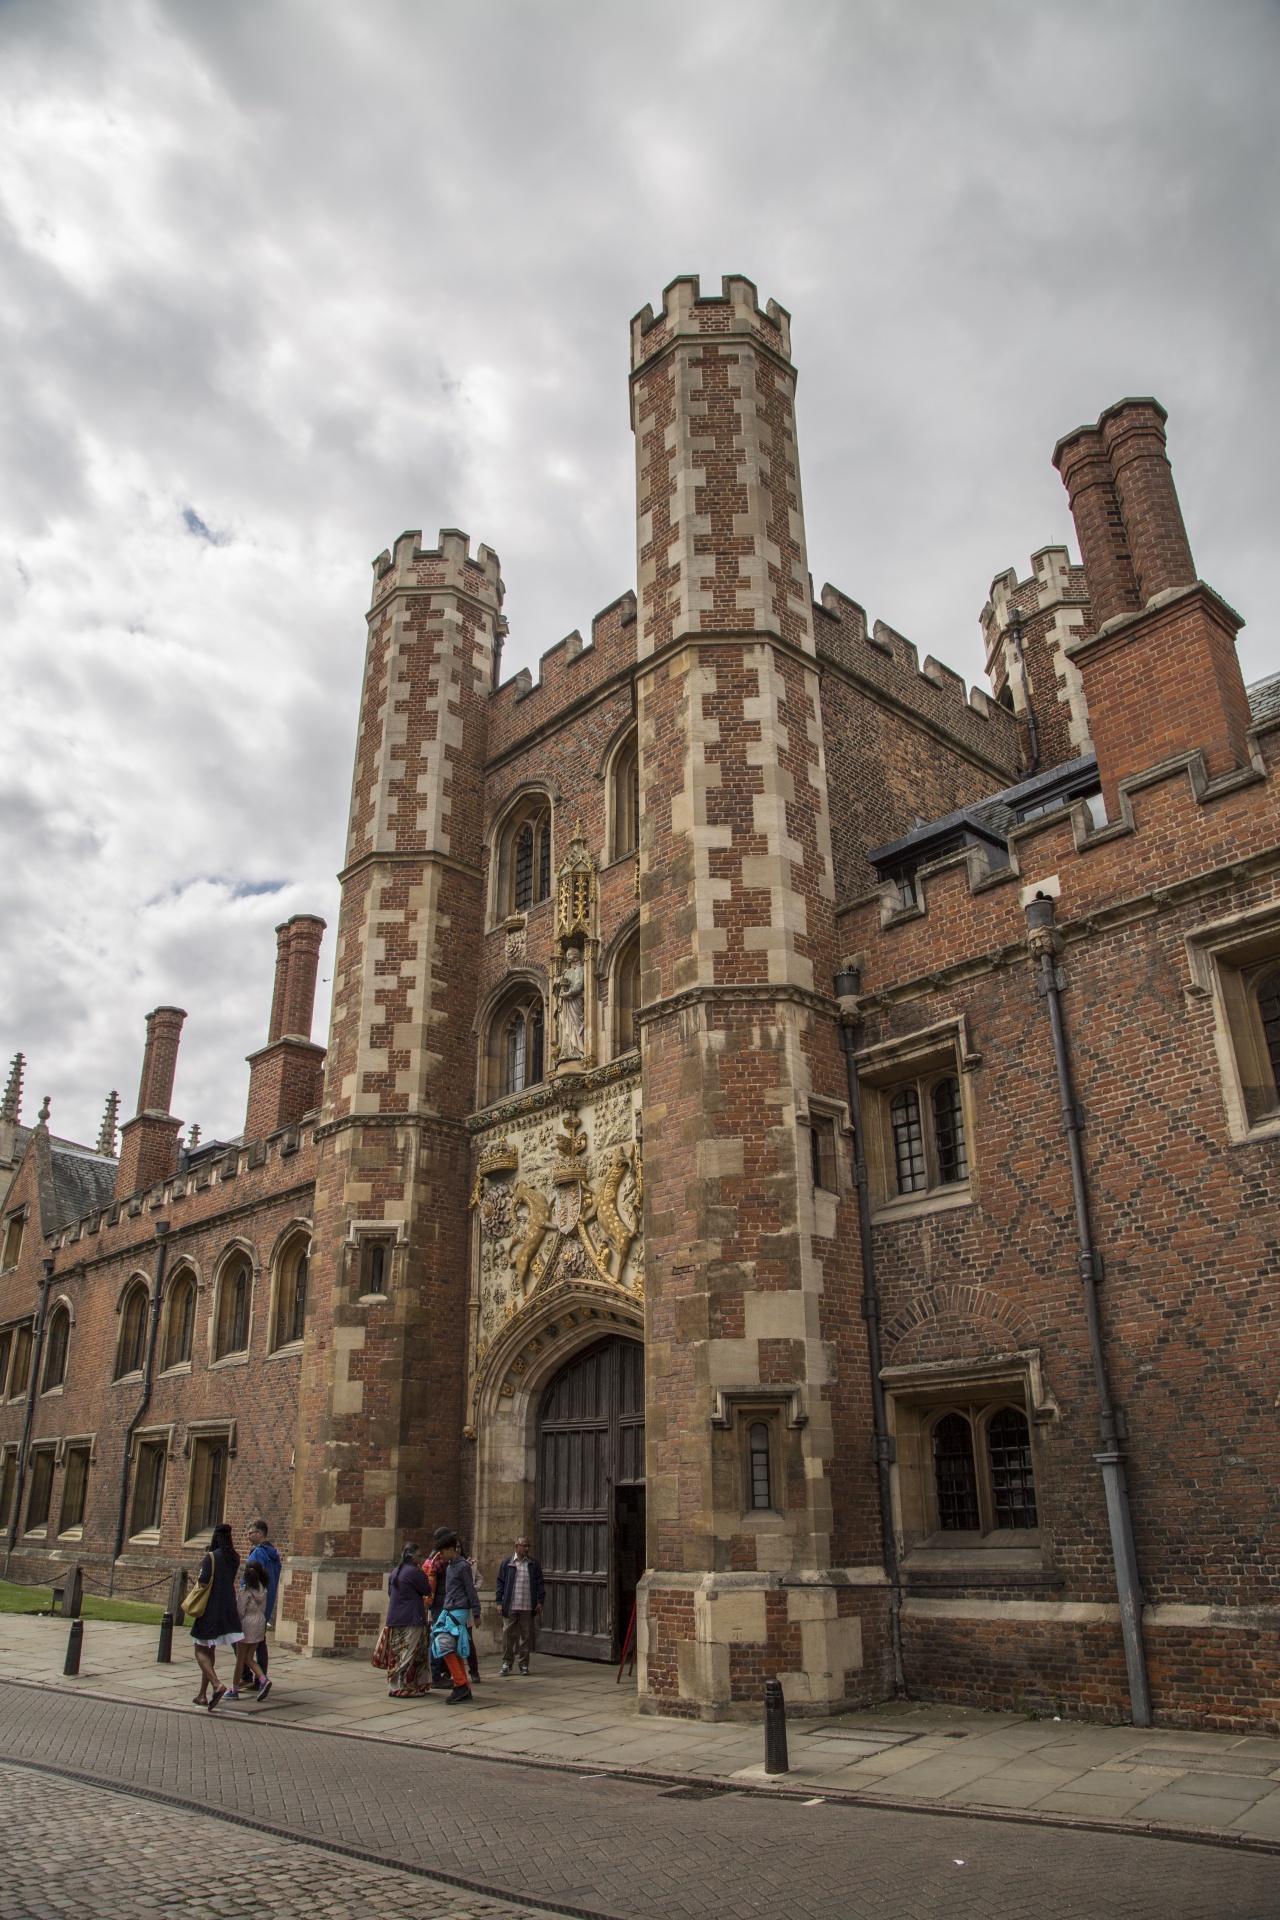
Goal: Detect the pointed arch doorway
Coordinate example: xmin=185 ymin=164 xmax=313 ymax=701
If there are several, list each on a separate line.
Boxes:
xmin=535 ymin=1335 xmax=645 ymax=1660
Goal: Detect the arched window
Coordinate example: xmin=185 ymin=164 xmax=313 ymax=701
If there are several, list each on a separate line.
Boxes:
xmin=485 ymin=986 xmax=547 ymax=1103
xmin=748 ymin=1422 xmax=772 ymax=1510
xmin=115 ymin=1282 xmax=149 ymax=1380
xmin=213 ymin=1256 xmax=252 ymax=1360
xmin=497 ymin=799 xmax=553 ymax=918
xmin=274 ymin=1237 xmax=309 ymax=1350
xmin=611 ymin=731 xmax=639 ymax=861
xmin=986 ymin=1406 xmax=1038 ymax=1529
xmin=42 ymin=1307 xmax=70 ymax=1391
xmin=932 ymin=1411 xmax=980 ymax=1530
xmin=613 ymin=933 xmax=641 ymax=1056
xmin=163 ymin=1271 xmax=196 ymax=1371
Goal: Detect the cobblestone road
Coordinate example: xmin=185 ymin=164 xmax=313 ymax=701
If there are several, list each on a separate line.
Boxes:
xmin=0 ymin=1761 xmax=542 ymax=1920
xmin=0 ymin=1682 xmax=1277 ymax=1919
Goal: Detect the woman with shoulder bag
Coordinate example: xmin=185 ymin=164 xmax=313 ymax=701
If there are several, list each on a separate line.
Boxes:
xmin=384 ymin=1542 xmax=434 ymax=1698
xmin=189 ymin=1521 xmax=244 ymax=1709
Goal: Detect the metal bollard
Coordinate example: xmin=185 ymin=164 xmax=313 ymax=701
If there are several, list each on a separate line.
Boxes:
xmin=64 ymin=1618 xmax=83 ymax=1676
xmin=764 ymin=1677 xmax=789 ymax=1774
xmin=157 ymin=1611 xmax=174 ymax=1663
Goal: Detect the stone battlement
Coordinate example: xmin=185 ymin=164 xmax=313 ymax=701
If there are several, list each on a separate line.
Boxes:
xmin=485 ymin=590 xmax=638 ymax=763
xmin=370 ymin=526 xmax=504 ymax=613
xmin=630 ymin=273 xmax=792 ymax=372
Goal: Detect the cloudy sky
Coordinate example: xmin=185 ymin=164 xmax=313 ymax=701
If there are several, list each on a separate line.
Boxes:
xmin=2 ymin=0 xmax=1277 ymax=1147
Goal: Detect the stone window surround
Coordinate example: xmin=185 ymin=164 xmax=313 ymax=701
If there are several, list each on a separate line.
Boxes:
xmin=268 ymin=1223 xmax=312 ymax=1354
xmin=56 ymin=1434 xmax=95 ymax=1539
xmin=882 ymin=1350 xmax=1059 ymax=1573
xmin=1184 ymin=900 xmax=1280 ymax=1144
xmin=128 ymin=1422 xmax=174 ymax=1543
xmin=22 ymin=1440 xmax=58 ymax=1537
xmin=344 ymin=1219 xmax=406 ymax=1304
xmin=854 ymin=1016 xmax=980 ymax=1221
xmin=208 ymin=1245 xmax=257 ymax=1366
xmin=181 ymin=1420 xmax=237 ymax=1546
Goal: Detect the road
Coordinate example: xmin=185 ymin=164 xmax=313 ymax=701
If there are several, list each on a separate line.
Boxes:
xmin=0 ymin=1681 xmax=1275 ymax=1919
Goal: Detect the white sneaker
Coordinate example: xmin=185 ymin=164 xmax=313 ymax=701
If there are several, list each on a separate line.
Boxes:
xmin=500 ymin=1662 xmax=511 ymax=1675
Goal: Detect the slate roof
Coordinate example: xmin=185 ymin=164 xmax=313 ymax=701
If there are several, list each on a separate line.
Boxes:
xmin=47 ymin=1139 xmax=118 ymax=1229
xmin=1247 ymin=672 xmax=1280 ymax=729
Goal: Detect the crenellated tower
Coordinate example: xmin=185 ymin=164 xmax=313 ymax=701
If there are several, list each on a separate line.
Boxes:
xmin=284 ymin=528 xmax=500 ymax=1653
xmin=631 ymin=276 xmax=884 ymax=1716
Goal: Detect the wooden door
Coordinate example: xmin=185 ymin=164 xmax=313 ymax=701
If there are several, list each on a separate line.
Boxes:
xmin=537 ymin=1336 xmax=644 ymax=1660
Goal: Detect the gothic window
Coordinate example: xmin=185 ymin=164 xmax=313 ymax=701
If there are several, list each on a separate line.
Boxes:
xmin=930 ymin=1404 xmax=1039 ymax=1536
xmin=1 ymin=1210 xmax=24 ymax=1271
xmin=362 ymin=1240 xmax=391 ymax=1297
xmin=25 ymin=1448 xmax=55 ymax=1532
xmin=130 ymin=1441 xmax=167 ymax=1538
xmin=213 ymin=1256 xmax=252 ymax=1361
xmin=59 ymin=1446 xmax=90 ymax=1534
xmin=115 ymin=1282 xmax=149 ymax=1379
xmin=273 ymin=1238 xmax=309 ymax=1350
xmin=186 ymin=1435 xmax=228 ymax=1538
xmin=498 ymin=798 xmax=553 ymax=919
xmin=611 ymin=731 xmax=640 ymax=861
xmin=486 ymin=987 xmax=547 ymax=1104
xmin=42 ymin=1307 xmax=69 ymax=1391
xmin=7 ymin=1323 xmax=32 ymax=1398
xmin=163 ymin=1271 xmax=196 ymax=1371
xmin=612 ymin=932 xmax=641 ymax=1056
xmin=880 ymin=1069 xmax=970 ymax=1201
xmin=809 ymin=1113 xmax=838 ymax=1193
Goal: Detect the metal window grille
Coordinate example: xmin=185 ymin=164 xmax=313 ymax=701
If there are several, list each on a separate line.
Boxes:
xmin=987 ymin=1406 xmax=1038 ymax=1528
xmin=191 ymin=1439 xmax=227 ymax=1534
xmin=60 ymin=1448 xmax=89 ymax=1532
xmin=932 ymin=1411 xmax=980 ymax=1530
xmin=931 ymin=1077 xmax=968 ymax=1184
xmin=749 ymin=1423 xmax=772 ymax=1509
xmin=514 ymin=824 xmax=534 ymax=910
xmin=1258 ymin=971 xmax=1280 ymax=1094
xmin=890 ymin=1087 xmax=926 ymax=1193
xmin=166 ymin=1278 xmax=194 ymax=1368
xmin=506 ymin=1012 xmax=527 ymax=1093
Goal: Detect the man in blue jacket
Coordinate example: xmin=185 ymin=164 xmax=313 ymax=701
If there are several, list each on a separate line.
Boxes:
xmin=243 ymin=1519 xmax=282 ymax=1680
xmin=494 ymin=1535 xmax=545 ymax=1675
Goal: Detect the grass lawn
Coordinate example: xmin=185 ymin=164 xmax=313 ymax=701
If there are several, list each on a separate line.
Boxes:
xmin=0 ymin=1579 xmax=164 ymax=1624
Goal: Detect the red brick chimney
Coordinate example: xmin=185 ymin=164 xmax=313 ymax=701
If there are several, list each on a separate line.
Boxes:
xmin=114 ymin=1006 xmax=186 ymax=1198
xmin=1053 ymin=398 xmax=1253 ymax=817
xmin=244 ymin=914 xmax=327 ymax=1140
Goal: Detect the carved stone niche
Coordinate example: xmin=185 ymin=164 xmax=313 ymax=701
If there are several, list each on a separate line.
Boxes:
xmin=549 ymin=822 xmax=599 ymax=1073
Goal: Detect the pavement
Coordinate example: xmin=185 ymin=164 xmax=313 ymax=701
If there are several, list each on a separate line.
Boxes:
xmin=3 ymin=1612 xmax=1280 ymax=1846
xmin=2 ymin=1680 xmax=1279 ymax=1919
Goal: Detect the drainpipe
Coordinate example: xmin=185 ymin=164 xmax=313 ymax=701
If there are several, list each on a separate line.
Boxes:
xmin=4 ymin=1254 xmax=55 ymax=1574
xmin=834 ymin=967 xmax=905 ymax=1695
xmin=109 ymin=1220 xmax=170 ymax=1595
xmin=1008 ymin=606 xmax=1040 ymax=777
xmin=1024 ymin=894 xmax=1151 ymax=1726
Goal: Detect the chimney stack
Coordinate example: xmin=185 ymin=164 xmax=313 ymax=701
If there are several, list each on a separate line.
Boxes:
xmin=114 ymin=1007 xmax=186 ymax=1198
xmin=244 ymin=914 xmax=327 ymax=1140
xmin=1054 ymin=398 xmax=1253 ymax=817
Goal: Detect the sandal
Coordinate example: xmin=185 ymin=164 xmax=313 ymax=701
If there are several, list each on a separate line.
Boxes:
xmin=207 ymin=1686 xmax=227 ymax=1711
xmin=192 ymin=1694 xmax=207 ymax=1705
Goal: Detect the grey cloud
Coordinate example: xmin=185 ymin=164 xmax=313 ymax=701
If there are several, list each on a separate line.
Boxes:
xmin=0 ymin=0 xmax=1276 ymax=1139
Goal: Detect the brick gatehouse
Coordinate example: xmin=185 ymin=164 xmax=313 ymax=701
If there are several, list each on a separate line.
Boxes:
xmin=3 ymin=276 xmax=1278 ymax=1732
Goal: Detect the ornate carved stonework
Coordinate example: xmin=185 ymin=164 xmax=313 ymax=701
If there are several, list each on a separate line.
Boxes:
xmin=549 ymin=824 xmax=599 ymax=1072
xmin=469 ymin=1073 xmax=643 ymax=1390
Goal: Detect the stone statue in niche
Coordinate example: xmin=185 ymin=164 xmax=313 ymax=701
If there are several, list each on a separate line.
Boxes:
xmin=556 ymin=943 xmax=586 ymax=1060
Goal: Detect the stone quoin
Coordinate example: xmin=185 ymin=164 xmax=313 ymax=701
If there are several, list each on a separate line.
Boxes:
xmin=2 ymin=277 xmax=1279 ymax=1732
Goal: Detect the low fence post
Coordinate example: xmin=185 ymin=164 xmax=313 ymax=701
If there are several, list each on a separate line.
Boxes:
xmin=61 ymin=1565 xmax=83 ymax=1619
xmin=63 ymin=1618 xmax=83 ymax=1675
xmin=157 ymin=1611 xmax=174 ymax=1663
xmin=764 ymin=1678 xmax=789 ymax=1775
xmin=167 ymin=1567 xmax=187 ymax=1627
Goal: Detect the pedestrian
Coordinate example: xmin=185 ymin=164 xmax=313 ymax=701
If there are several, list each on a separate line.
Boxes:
xmin=423 ymin=1526 xmax=453 ymax=1690
xmin=229 ymin=1563 xmax=272 ymax=1702
xmin=429 ymin=1530 xmax=482 ymax=1703
xmin=462 ymin=1542 xmax=484 ymax=1685
xmin=385 ymin=1542 xmax=434 ymax=1698
xmin=189 ymin=1520 xmax=243 ymax=1710
xmin=494 ymin=1534 xmax=545 ymax=1676
xmin=239 ymin=1518 xmax=281 ymax=1688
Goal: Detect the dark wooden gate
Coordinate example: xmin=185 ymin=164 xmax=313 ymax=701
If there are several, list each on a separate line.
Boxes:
xmin=536 ymin=1336 xmax=644 ymax=1660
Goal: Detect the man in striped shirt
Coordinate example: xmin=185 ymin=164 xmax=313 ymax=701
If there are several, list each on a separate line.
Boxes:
xmin=494 ymin=1535 xmax=545 ymax=1675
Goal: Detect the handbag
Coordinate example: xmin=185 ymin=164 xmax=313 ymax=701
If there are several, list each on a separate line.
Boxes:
xmin=371 ymin=1624 xmax=391 ymax=1670
xmin=182 ymin=1569 xmax=212 ymax=1619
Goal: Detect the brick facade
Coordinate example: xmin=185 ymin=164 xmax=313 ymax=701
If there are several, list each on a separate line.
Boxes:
xmin=3 ymin=278 xmax=1277 ymax=1732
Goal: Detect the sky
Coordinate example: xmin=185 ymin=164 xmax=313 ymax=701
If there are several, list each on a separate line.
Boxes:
xmin=2 ymin=0 xmax=1278 ymax=1146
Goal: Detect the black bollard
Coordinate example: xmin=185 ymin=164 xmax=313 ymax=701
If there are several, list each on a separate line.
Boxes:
xmin=157 ymin=1611 xmax=174 ymax=1664
xmin=764 ymin=1677 xmax=789 ymax=1774
xmin=64 ymin=1618 xmax=83 ymax=1676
